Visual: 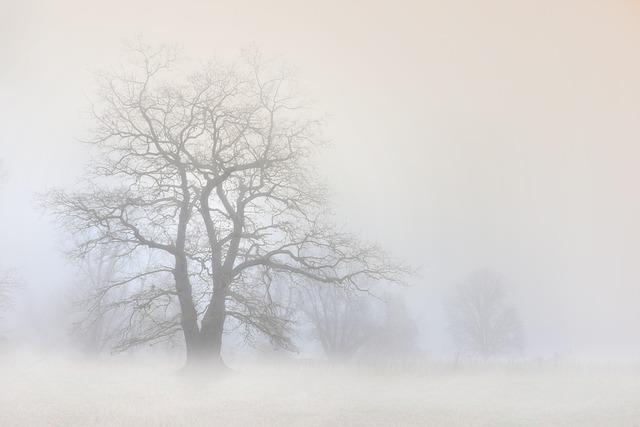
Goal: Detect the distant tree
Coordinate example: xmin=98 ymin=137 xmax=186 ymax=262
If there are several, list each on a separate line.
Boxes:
xmin=0 ymin=273 xmax=13 ymax=322
xmin=297 ymin=281 xmax=419 ymax=363
xmin=296 ymin=280 xmax=376 ymax=360
xmin=360 ymin=293 xmax=418 ymax=362
xmin=70 ymin=244 xmax=138 ymax=354
xmin=47 ymin=44 xmax=407 ymax=369
xmin=446 ymin=270 xmax=523 ymax=362
xmin=0 ymin=162 xmax=16 ymax=335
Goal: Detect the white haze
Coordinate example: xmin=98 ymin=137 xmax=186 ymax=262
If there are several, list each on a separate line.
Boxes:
xmin=1 ymin=0 xmax=640 ymax=425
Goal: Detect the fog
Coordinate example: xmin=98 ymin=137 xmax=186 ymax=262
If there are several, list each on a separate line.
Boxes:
xmin=2 ymin=0 xmax=640 ymax=425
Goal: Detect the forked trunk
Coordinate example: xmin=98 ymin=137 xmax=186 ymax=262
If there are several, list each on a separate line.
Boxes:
xmin=199 ymin=287 xmax=226 ymax=357
xmin=182 ymin=287 xmax=227 ymax=371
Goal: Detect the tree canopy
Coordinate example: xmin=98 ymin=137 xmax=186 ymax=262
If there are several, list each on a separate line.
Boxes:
xmin=48 ymin=45 xmax=407 ymax=368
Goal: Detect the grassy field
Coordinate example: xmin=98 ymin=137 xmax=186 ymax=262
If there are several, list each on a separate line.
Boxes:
xmin=1 ymin=356 xmax=639 ymax=426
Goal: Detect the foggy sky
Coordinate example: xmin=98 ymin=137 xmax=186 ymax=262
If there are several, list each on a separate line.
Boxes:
xmin=2 ymin=0 xmax=640 ymax=358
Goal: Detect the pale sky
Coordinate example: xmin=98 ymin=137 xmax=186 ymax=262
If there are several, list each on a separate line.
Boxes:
xmin=2 ymin=0 xmax=640 ymax=357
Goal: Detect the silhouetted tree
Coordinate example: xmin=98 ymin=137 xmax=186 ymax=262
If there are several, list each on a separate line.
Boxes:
xmin=446 ymin=270 xmax=523 ymax=363
xmin=48 ymin=44 xmax=407 ymax=369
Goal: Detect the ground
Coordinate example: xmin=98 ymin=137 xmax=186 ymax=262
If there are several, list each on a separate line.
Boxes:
xmin=1 ymin=355 xmax=639 ymax=426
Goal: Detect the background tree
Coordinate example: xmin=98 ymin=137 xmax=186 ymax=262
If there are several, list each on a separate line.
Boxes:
xmin=359 ymin=293 xmax=419 ymax=363
xmin=0 ymin=161 xmax=17 ymax=339
xmin=445 ymin=269 xmax=523 ymax=363
xmin=296 ymin=279 xmax=376 ymax=360
xmin=48 ymin=44 xmax=407 ymax=369
xmin=296 ymin=281 xmax=419 ymax=363
xmin=0 ymin=272 xmax=14 ymax=324
xmin=69 ymin=244 xmax=151 ymax=355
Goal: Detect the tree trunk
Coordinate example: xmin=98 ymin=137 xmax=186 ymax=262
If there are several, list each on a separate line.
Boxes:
xmin=179 ymin=286 xmax=227 ymax=372
xmin=174 ymin=255 xmax=201 ymax=365
xmin=174 ymin=167 xmax=206 ymax=367
xmin=197 ymin=286 xmax=227 ymax=366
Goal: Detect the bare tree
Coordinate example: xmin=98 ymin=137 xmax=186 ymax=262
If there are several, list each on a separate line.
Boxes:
xmin=296 ymin=279 xmax=376 ymax=360
xmin=70 ymin=244 xmax=137 ymax=354
xmin=359 ymin=293 xmax=418 ymax=362
xmin=446 ymin=270 xmax=523 ymax=363
xmin=297 ymin=284 xmax=419 ymax=364
xmin=0 ymin=162 xmax=10 ymax=310
xmin=0 ymin=273 xmax=13 ymax=323
xmin=0 ymin=162 xmax=17 ymax=337
xmin=48 ymin=44 xmax=407 ymax=369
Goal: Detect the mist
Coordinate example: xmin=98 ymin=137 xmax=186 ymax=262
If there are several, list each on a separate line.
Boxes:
xmin=2 ymin=0 xmax=640 ymax=425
